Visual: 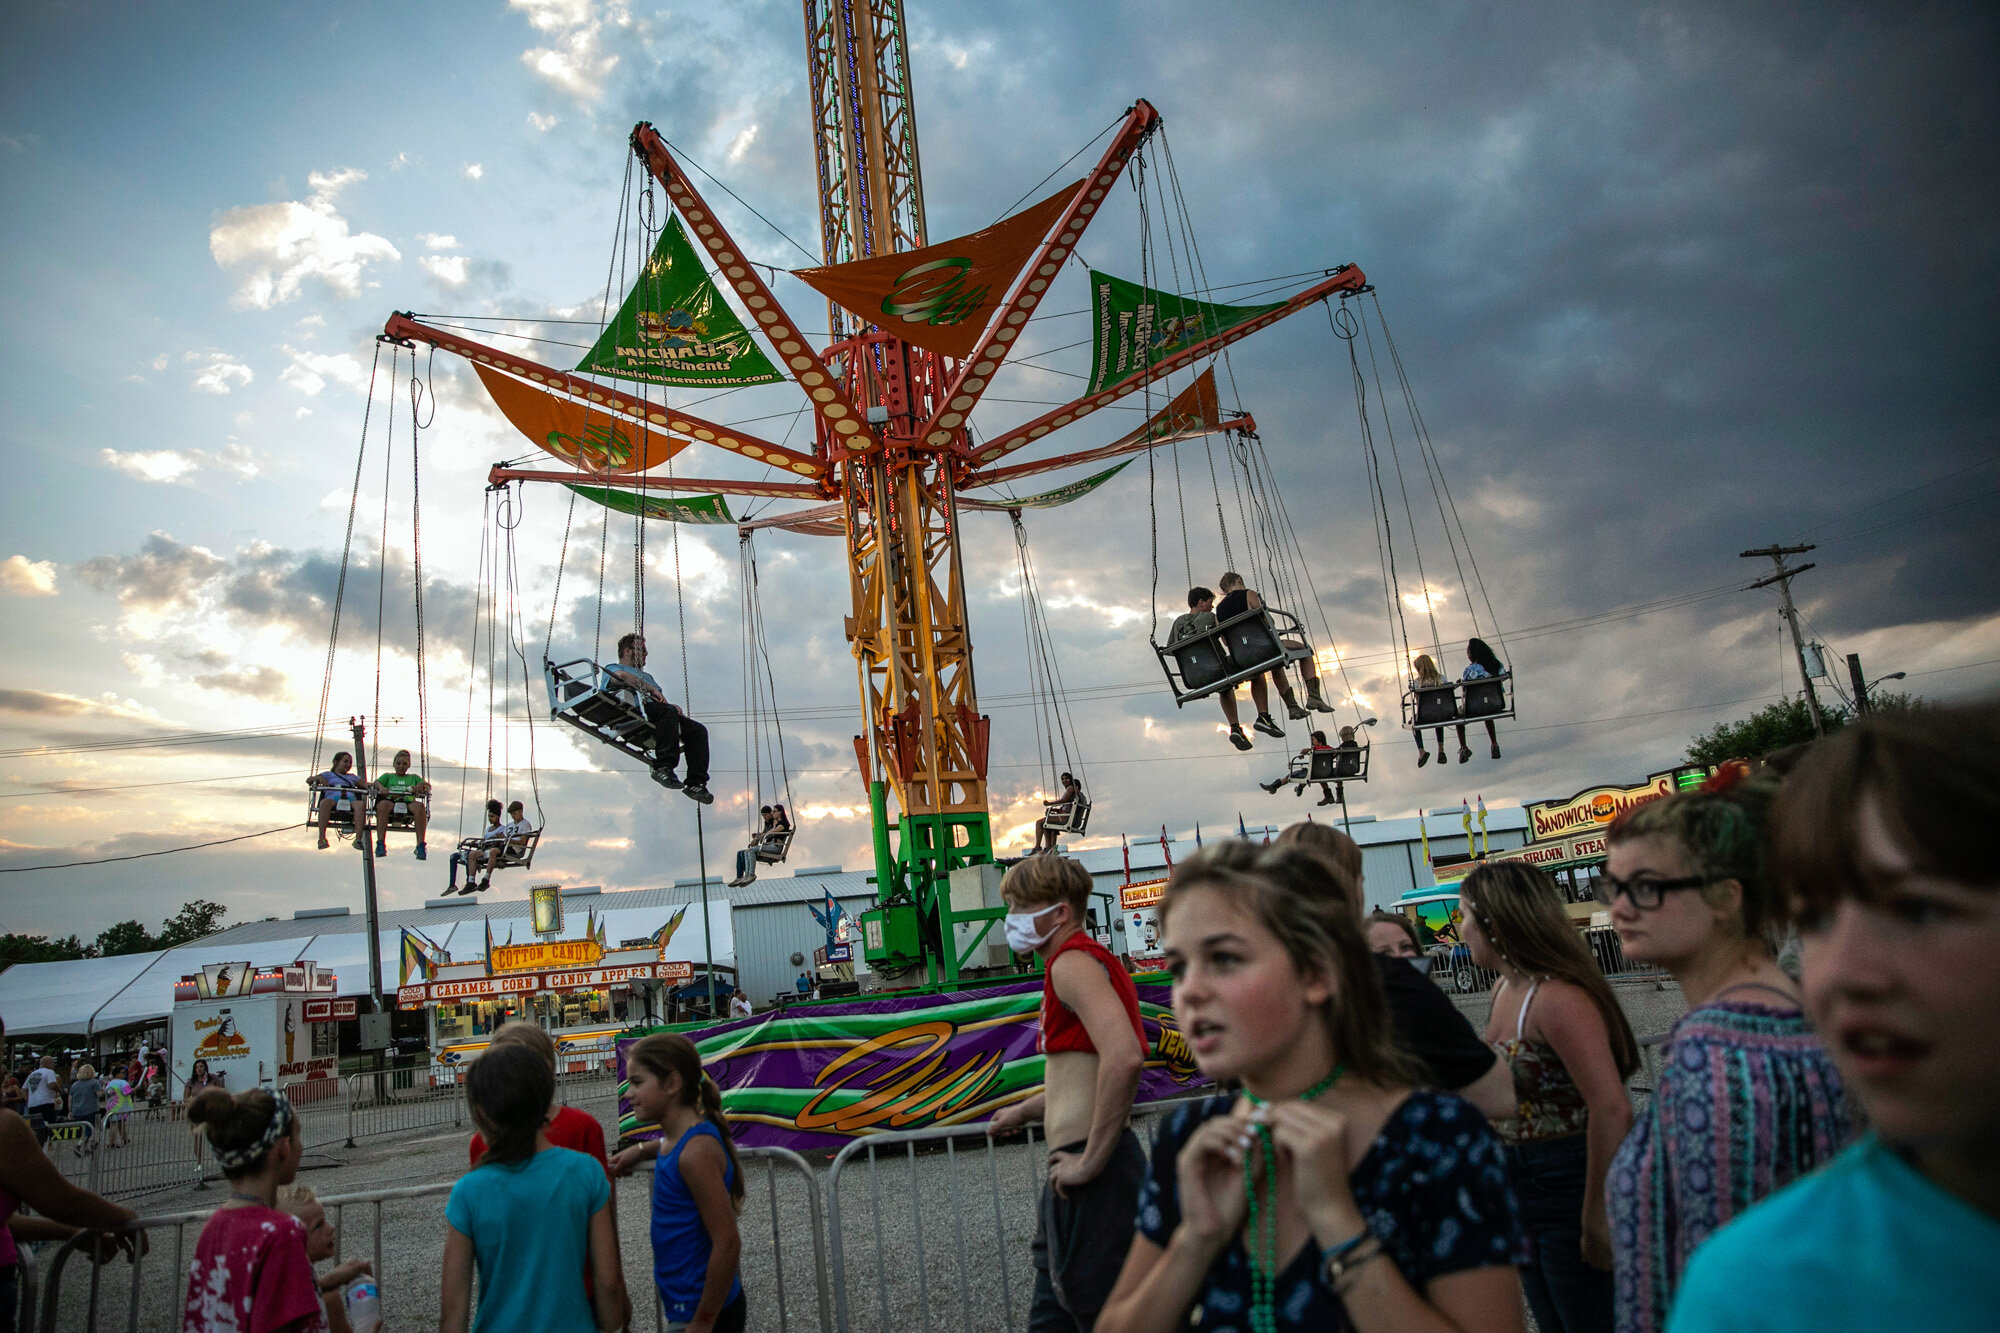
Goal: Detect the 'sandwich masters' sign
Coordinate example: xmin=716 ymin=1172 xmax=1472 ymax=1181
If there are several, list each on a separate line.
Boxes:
xmin=1524 ymin=773 xmax=1677 ymax=843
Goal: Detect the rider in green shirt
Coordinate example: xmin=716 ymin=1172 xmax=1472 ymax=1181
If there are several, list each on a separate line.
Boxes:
xmin=371 ymin=748 xmax=432 ymax=860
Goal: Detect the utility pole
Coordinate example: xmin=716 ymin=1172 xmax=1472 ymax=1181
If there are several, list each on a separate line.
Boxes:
xmin=1742 ymin=544 xmax=1826 ymax=736
xmin=1847 ymin=653 xmax=1870 ymax=715
xmin=350 ymin=718 xmax=387 ymax=1072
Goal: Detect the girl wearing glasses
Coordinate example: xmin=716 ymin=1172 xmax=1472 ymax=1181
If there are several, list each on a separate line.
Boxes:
xmin=1666 ymin=704 xmax=1999 ymax=1330
xmin=1599 ymin=776 xmax=1851 ymax=1333
xmin=1461 ymin=861 xmax=1638 ymax=1333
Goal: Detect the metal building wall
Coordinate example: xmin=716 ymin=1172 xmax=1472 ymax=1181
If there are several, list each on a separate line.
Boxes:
xmin=729 ymin=894 xmax=877 ymax=1008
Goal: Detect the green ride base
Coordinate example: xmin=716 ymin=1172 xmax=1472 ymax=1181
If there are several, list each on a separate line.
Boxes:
xmin=856 ymin=780 xmax=1030 ymax=989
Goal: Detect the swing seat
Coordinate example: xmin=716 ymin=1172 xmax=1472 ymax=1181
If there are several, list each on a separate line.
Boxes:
xmin=453 ymin=828 xmax=540 ymax=872
xmin=753 ymin=827 xmax=794 ymax=865
xmin=1405 ymin=683 xmax=1461 ymax=728
xmin=545 ymin=658 xmax=657 ymax=764
xmin=1283 ymin=745 xmax=1369 ymax=785
xmin=1154 ymin=607 xmax=1308 ymax=707
xmin=1044 ymin=795 xmax=1091 ymax=835
xmin=309 ymin=790 xmax=425 ymax=833
xmin=1460 ymin=673 xmax=1515 ymax=720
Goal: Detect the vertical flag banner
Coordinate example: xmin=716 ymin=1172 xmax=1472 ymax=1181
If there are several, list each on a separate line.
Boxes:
xmin=1086 ymin=271 xmax=1284 ymax=394
xmin=1477 ymin=796 xmax=1490 ymax=857
xmin=793 ymin=182 xmax=1083 ymax=360
xmin=575 ymin=215 xmax=784 ymax=387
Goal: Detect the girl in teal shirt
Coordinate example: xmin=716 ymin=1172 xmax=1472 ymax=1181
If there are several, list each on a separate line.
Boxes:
xmin=441 ymin=1043 xmax=628 ymax=1333
xmin=1669 ymin=704 xmax=2000 ymax=1329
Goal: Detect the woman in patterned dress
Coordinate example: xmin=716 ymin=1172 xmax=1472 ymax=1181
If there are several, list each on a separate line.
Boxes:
xmin=1097 ymin=840 xmax=1529 ymax=1333
xmin=1600 ymin=774 xmax=1852 ymax=1333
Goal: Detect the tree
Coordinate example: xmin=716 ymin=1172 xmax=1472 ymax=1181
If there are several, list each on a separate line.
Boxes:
xmin=157 ymin=899 xmax=228 ymax=948
xmin=0 ymin=933 xmax=94 ymax=969
xmin=95 ymin=920 xmax=157 ymax=957
xmin=1688 ymin=691 xmax=1928 ymax=766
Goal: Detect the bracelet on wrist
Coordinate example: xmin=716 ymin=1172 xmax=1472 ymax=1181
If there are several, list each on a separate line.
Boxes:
xmin=1320 ymin=1231 xmax=1385 ymax=1292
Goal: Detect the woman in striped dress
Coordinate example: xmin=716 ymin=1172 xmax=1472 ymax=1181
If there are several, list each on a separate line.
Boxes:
xmin=1598 ymin=772 xmax=1852 ymax=1333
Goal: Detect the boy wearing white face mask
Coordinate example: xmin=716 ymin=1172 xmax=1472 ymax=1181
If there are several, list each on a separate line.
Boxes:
xmin=990 ymin=855 xmax=1148 ymax=1332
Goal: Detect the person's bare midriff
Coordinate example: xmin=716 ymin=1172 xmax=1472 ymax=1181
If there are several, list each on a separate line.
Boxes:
xmin=1042 ymin=1049 xmax=1100 ymax=1148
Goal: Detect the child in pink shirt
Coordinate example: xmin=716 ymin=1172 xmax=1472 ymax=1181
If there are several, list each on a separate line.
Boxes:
xmin=182 ymin=1087 xmax=324 ymax=1333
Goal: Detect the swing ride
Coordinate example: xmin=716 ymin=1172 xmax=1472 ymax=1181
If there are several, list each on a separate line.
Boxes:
xmin=311 ymin=0 xmax=1517 ymax=994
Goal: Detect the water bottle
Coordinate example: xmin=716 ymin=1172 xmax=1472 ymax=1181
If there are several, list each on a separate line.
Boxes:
xmin=343 ymin=1278 xmax=381 ymax=1333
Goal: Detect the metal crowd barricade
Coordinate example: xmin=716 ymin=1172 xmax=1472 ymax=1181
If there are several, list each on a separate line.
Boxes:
xmin=343 ymin=1069 xmax=463 ymax=1146
xmin=821 ymin=1096 xmax=1199 ymax=1333
xmin=46 ymin=1108 xmax=205 ymax=1204
xmin=36 ymin=1148 xmax=832 ymax=1333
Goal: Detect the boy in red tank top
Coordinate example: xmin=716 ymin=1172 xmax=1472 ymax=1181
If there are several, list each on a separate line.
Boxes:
xmin=990 ymin=855 xmax=1148 ymax=1332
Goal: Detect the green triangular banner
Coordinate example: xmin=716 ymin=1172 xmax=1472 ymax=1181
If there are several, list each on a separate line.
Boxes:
xmin=575 ymin=216 xmax=785 ymax=388
xmin=995 ymin=460 xmax=1132 ymax=510
xmin=565 ymin=485 xmax=735 ymax=525
xmin=1085 ymin=271 xmax=1283 ymax=395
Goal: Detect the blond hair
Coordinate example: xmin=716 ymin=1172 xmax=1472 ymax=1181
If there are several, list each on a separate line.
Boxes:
xmin=1000 ymin=854 xmax=1091 ymax=913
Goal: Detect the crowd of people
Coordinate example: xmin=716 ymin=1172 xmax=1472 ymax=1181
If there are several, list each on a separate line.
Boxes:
xmin=4 ymin=1047 xmax=173 ymax=1151
xmin=3 ymin=702 xmax=1992 ymax=1331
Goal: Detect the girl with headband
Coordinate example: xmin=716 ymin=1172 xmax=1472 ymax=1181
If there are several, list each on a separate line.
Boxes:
xmin=182 ymin=1087 xmax=324 ymax=1332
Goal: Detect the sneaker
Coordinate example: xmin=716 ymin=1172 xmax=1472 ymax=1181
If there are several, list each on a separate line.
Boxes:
xmin=1253 ymin=713 xmax=1285 ymax=738
xmin=414 ymin=843 xmax=427 ymax=862
xmin=1418 ymin=750 xmax=1431 ymax=768
xmin=1284 ymin=698 xmax=1310 ymax=721
xmin=375 ymin=840 xmax=388 ymax=857
xmin=476 ymin=877 xmax=491 ymax=892
xmin=1229 ymin=727 xmax=1253 ymax=752
xmin=682 ymin=782 xmax=715 ymax=805
xmin=651 ymin=767 xmax=683 ymax=790
xmin=1457 ymin=746 xmax=1473 ymax=763
xmin=1491 ymin=742 xmax=1502 ymax=760
xmin=317 ymin=837 xmax=330 ymax=850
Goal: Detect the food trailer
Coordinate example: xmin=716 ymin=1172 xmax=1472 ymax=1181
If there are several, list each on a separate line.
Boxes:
xmin=170 ymin=962 xmax=344 ymax=1098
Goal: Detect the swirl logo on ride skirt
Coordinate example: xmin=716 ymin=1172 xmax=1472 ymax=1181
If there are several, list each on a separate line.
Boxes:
xmin=795 ymin=1020 xmax=1003 ymax=1134
xmin=546 ymin=421 xmax=638 ymax=470
xmin=880 ymin=258 xmax=990 ymax=328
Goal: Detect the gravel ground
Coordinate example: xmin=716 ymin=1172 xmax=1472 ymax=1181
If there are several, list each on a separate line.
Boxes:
xmin=33 ymin=983 xmax=1690 ymax=1333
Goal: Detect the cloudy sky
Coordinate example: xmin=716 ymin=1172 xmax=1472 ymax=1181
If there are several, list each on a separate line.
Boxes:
xmin=3 ymin=0 xmax=1995 ymax=941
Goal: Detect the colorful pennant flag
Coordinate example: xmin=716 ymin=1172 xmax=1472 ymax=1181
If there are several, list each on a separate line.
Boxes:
xmin=1085 ymin=271 xmax=1284 ymax=395
xmin=651 ymin=904 xmax=690 ymax=952
xmin=1160 ymin=824 xmax=1174 ymax=870
xmin=575 ymin=215 xmax=784 ymax=388
xmin=793 ymin=181 xmax=1082 ymax=360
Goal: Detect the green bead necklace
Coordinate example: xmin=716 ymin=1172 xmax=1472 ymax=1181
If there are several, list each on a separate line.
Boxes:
xmin=1239 ymin=1065 xmax=1347 ymax=1333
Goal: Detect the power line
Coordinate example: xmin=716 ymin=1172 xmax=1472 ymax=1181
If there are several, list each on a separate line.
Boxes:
xmin=0 ymin=824 xmax=304 ymax=873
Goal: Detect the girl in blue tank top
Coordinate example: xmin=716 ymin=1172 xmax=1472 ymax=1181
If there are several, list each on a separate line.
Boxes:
xmin=611 ymin=1033 xmax=746 ymax=1333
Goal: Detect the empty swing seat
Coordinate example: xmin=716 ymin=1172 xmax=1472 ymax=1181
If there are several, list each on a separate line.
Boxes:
xmin=545 ymin=658 xmax=657 ymax=764
xmin=1155 ymin=607 xmax=1308 ymax=707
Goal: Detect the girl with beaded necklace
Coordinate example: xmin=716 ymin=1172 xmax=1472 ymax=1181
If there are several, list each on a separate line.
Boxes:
xmin=1097 ymin=840 xmax=1529 ymax=1333
xmin=182 ymin=1086 xmax=325 ymax=1333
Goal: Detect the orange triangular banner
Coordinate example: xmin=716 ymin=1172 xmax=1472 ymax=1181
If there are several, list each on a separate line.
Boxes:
xmin=792 ymin=181 xmax=1082 ymax=360
xmin=1134 ymin=368 xmax=1221 ymax=443
xmin=473 ymin=363 xmax=688 ymax=475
